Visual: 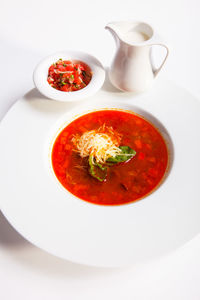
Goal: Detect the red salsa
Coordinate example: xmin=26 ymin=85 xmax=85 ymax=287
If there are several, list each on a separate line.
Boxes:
xmin=47 ymin=59 xmax=92 ymax=92
xmin=51 ymin=110 xmax=169 ymax=205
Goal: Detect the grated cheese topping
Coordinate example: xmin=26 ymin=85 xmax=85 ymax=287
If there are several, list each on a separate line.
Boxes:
xmin=72 ymin=125 xmax=122 ymax=164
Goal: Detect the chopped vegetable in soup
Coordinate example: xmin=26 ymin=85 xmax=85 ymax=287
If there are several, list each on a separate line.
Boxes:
xmin=51 ymin=110 xmax=168 ymax=205
xmin=47 ymin=59 xmax=92 ymax=92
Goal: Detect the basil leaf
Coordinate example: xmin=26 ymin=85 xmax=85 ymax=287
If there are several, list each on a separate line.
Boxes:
xmin=88 ymin=156 xmax=107 ymax=182
xmin=106 ymin=146 xmax=136 ymax=163
xmin=95 ymin=161 xmax=107 ymax=171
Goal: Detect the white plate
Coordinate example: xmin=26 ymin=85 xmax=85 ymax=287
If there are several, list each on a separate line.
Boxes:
xmin=0 ymin=80 xmax=200 ymax=267
xmin=33 ymin=50 xmax=105 ymax=102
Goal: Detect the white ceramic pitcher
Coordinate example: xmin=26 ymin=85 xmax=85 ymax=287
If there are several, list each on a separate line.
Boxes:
xmin=105 ymin=21 xmax=169 ymax=92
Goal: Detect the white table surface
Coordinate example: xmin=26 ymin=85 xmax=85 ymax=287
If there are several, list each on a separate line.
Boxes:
xmin=0 ymin=0 xmax=200 ymax=299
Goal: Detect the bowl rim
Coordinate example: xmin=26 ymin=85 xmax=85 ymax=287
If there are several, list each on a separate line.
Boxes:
xmin=33 ymin=50 xmax=105 ymax=102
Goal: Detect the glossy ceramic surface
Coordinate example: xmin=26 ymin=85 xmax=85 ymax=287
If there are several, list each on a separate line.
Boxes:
xmin=106 ymin=21 xmax=169 ymax=92
xmin=0 ymin=80 xmax=199 ymax=267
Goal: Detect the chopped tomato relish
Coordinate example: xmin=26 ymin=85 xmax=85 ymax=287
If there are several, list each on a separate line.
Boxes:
xmin=47 ymin=59 xmax=92 ymax=92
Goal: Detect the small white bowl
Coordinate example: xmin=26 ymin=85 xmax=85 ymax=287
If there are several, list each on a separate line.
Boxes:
xmin=33 ymin=50 xmax=105 ymax=102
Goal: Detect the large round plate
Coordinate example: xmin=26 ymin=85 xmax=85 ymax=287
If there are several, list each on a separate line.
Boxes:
xmin=0 ymin=80 xmax=200 ymax=267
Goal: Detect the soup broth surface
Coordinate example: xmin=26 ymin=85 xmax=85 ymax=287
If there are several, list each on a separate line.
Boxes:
xmin=52 ymin=110 xmax=168 ymax=205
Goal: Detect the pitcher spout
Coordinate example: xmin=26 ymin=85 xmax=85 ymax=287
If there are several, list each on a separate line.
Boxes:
xmin=105 ymin=23 xmax=121 ymax=45
xmin=105 ymin=21 xmax=154 ymax=46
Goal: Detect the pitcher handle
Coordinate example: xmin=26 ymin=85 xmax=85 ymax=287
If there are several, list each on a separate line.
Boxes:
xmin=150 ymin=34 xmax=169 ymax=77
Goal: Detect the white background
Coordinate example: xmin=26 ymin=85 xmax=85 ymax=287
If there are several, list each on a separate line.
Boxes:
xmin=0 ymin=0 xmax=200 ymax=299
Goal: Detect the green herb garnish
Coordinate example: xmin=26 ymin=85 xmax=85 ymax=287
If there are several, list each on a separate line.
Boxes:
xmin=88 ymin=146 xmax=136 ymax=182
xmin=106 ymin=146 xmax=136 ymax=163
xmin=88 ymin=156 xmax=107 ymax=182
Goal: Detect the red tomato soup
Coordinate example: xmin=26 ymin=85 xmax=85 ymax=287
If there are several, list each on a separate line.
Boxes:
xmin=47 ymin=59 xmax=92 ymax=92
xmin=51 ymin=110 xmax=168 ymax=205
